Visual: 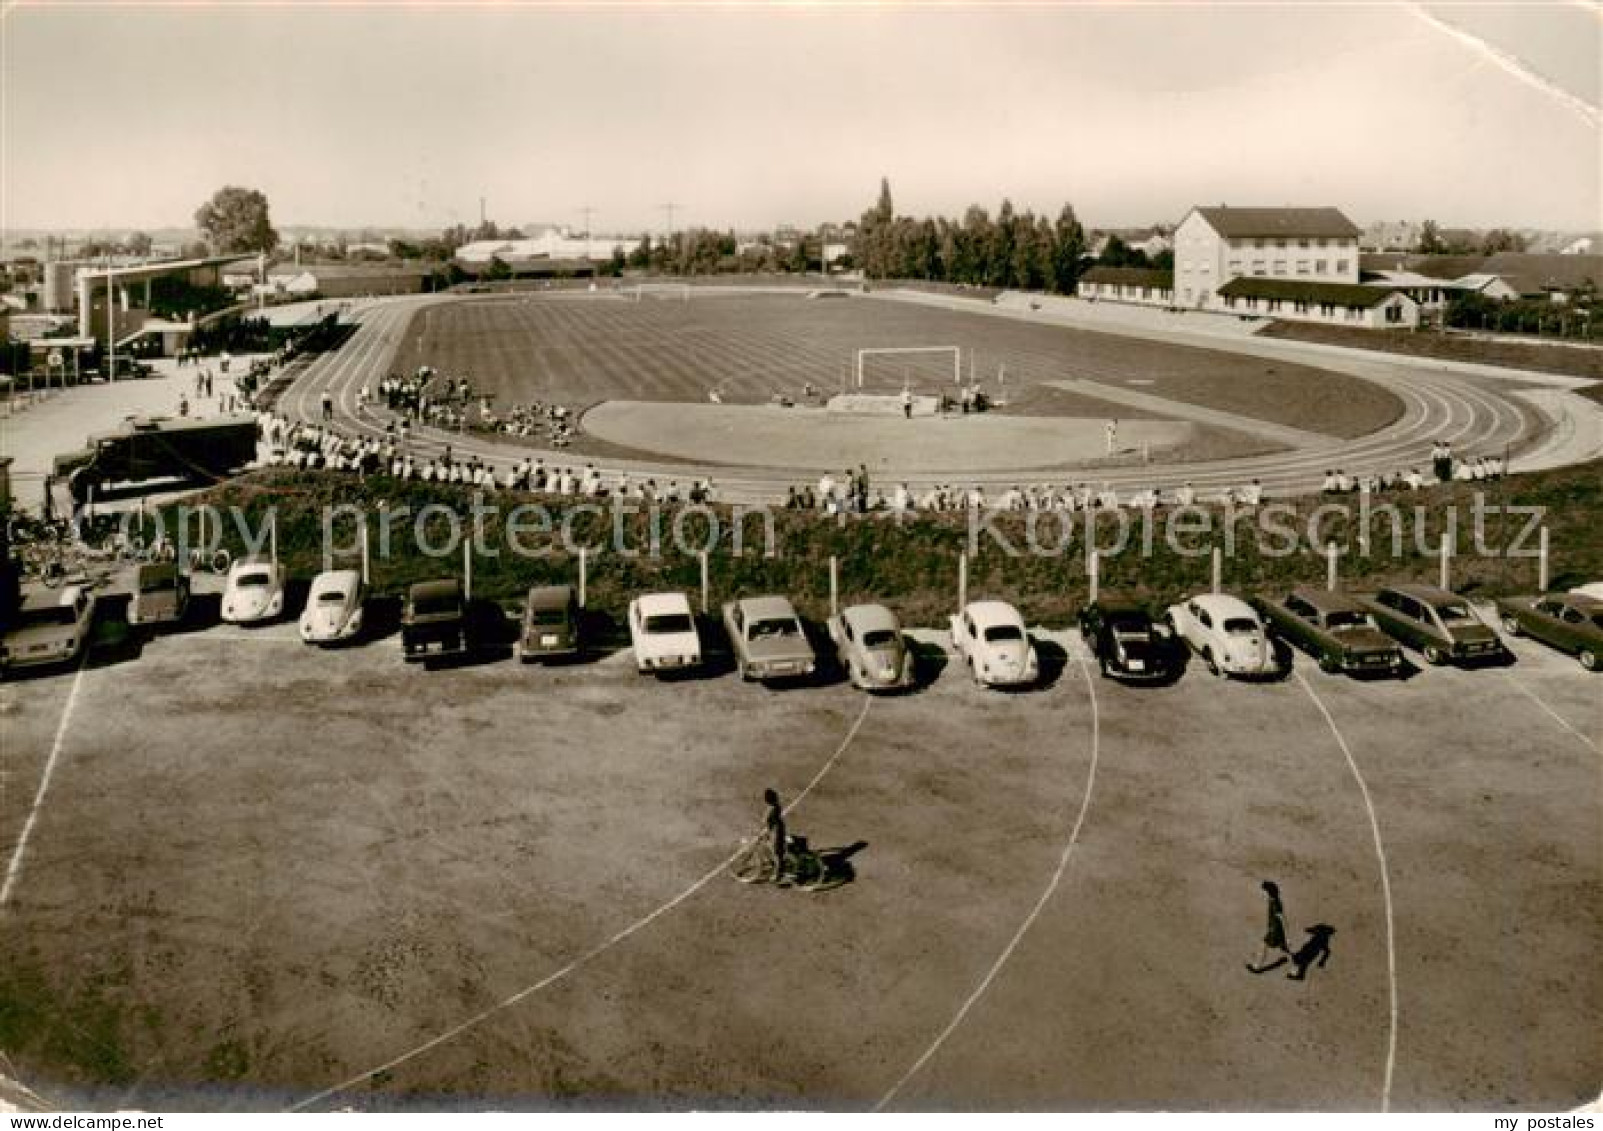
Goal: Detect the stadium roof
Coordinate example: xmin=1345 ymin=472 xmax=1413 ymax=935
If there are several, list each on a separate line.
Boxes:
xmin=1080 ymin=267 xmax=1174 ymax=288
xmin=77 ymin=254 xmax=257 ymax=286
xmin=1218 ymin=278 xmax=1403 ymax=308
xmin=1190 ymin=206 xmax=1361 ymax=240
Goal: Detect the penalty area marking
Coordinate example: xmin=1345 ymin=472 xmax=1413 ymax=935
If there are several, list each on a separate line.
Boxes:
xmin=0 ymin=653 xmax=91 ymax=910
xmin=875 ymin=647 xmax=1100 ymax=1110
xmin=289 ymin=695 xmax=874 ymax=1113
xmin=1502 ymin=673 xmax=1599 ymax=754
xmin=1294 ymin=671 xmax=1398 ymax=1112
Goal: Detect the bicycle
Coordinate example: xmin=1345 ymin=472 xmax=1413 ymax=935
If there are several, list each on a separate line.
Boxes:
xmin=727 ymin=832 xmax=850 ymax=892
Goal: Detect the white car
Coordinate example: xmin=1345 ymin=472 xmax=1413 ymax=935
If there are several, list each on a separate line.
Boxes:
xmin=1 ymin=584 xmax=95 ymax=674
xmin=1569 ymin=582 xmax=1603 ymax=601
xmin=949 ymin=600 xmax=1039 ymax=688
xmin=1165 ymin=593 xmax=1280 ymax=678
xmin=828 ymin=603 xmax=916 ymax=692
xmin=628 ymin=592 xmax=703 ymax=674
xmin=299 ymin=569 xmax=366 ymax=645
xmin=221 ymin=556 xmax=286 ymax=625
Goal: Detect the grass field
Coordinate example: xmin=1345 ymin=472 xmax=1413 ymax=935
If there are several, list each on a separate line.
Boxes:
xmin=385 ymin=293 xmax=1404 ymax=441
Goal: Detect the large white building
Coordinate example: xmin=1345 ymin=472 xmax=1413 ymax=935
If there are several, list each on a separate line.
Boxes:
xmin=1172 ymin=205 xmax=1363 ymax=310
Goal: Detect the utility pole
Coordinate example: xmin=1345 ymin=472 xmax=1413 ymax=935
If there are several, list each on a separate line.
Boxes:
xmin=661 ymin=201 xmax=679 ymax=237
xmin=579 ymin=204 xmax=595 ymax=238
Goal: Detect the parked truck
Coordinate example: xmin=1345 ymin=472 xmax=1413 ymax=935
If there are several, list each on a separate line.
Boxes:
xmin=52 ymin=414 xmax=259 ymax=503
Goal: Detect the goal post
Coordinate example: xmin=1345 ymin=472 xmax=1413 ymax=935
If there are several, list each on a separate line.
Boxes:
xmin=854 ymin=346 xmax=962 ymax=390
xmin=635 ymin=282 xmax=691 ymax=302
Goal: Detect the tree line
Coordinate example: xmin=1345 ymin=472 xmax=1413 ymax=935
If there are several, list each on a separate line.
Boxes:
xmin=851 ymin=178 xmax=1091 ymax=292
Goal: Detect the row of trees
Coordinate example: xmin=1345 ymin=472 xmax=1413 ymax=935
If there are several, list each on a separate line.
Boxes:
xmin=1444 ymin=290 xmax=1600 ymax=338
xmin=853 ymin=179 xmax=1090 ymax=292
xmin=1417 ymin=219 xmax=1528 ymax=257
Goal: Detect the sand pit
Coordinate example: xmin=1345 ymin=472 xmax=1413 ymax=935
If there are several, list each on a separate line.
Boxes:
xmin=580 ymin=400 xmax=1195 ymax=473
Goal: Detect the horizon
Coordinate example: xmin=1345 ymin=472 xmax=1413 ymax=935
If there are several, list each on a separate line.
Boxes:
xmin=2 ymin=3 xmax=1598 ymax=235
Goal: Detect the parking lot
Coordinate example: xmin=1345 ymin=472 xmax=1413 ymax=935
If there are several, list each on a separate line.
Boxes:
xmin=1 ymin=598 xmax=1597 ymax=1111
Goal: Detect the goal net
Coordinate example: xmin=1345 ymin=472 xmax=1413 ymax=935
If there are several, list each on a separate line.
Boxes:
xmin=853 ymin=346 xmax=963 ymax=394
xmin=635 ymin=282 xmax=691 ymax=302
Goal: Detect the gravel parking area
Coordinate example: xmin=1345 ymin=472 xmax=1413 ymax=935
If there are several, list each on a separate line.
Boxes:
xmin=0 ymin=605 xmax=1597 ymax=1111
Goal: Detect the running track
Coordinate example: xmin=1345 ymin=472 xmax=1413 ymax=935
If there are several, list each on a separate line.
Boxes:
xmin=277 ymin=290 xmax=1603 ymax=505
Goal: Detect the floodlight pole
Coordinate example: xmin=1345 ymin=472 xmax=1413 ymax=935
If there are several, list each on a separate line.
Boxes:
xmin=105 ymin=266 xmax=116 ymax=382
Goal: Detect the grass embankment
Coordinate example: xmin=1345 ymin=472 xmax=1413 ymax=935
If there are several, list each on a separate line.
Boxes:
xmin=167 ymin=463 xmax=1603 ymax=628
xmin=1257 ymin=321 xmax=1603 ymax=381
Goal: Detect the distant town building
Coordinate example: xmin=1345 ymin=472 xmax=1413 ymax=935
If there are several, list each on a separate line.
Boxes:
xmin=454 ymin=231 xmax=633 ymax=271
xmin=1359 ymin=220 xmax=1423 ymax=252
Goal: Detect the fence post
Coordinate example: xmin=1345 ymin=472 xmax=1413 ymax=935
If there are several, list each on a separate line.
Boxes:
xmin=699 ymin=550 xmax=709 ymax=614
xmin=958 ymin=551 xmax=968 ymax=611
xmin=464 ymin=537 xmax=472 ymax=602
xmin=1211 ymin=545 xmax=1222 ymax=595
xmin=360 ymin=520 xmax=371 ymax=585
xmin=270 ymin=509 xmax=278 ymax=566
xmin=579 ymin=546 xmax=587 ymax=608
xmin=1538 ymin=526 xmax=1549 ymax=592
xmin=1088 ymin=549 xmax=1100 ymax=604
xmin=1439 ymin=531 xmax=1451 ymax=591
xmin=1327 ymin=541 xmax=1339 ymax=591
xmin=829 ymin=555 xmax=839 ymax=619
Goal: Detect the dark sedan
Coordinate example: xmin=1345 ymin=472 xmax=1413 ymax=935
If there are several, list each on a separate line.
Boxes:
xmin=1255 ymin=588 xmax=1404 ymax=676
xmin=1495 ymin=593 xmax=1603 ymax=672
xmin=1077 ymin=599 xmax=1178 ymax=682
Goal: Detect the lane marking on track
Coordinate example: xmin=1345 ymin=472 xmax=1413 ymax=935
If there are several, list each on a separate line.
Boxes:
xmin=288 ymin=694 xmax=874 ymax=1113
xmin=0 ymin=653 xmax=90 ymax=909
xmin=1294 ymin=670 xmax=1398 ymax=1112
xmin=874 ymin=648 xmax=1100 ymax=1110
xmin=1502 ymin=672 xmax=1599 ymax=753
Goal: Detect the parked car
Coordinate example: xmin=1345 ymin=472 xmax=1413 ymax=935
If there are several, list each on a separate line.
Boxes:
xmin=1361 ymin=584 xmax=1506 ymax=666
xmin=1569 ymin=582 xmax=1603 ymax=601
xmin=1255 ymin=588 xmax=1404 ymax=676
xmin=1495 ymin=592 xmax=1603 ymax=671
xmin=299 ymin=569 xmax=366 ymax=645
xmin=1164 ymin=593 xmax=1281 ymax=679
xmin=221 ymin=556 xmax=286 ymax=625
xmin=127 ymin=562 xmax=189 ymax=627
xmin=520 ymin=584 xmax=581 ymax=662
xmin=827 ymin=603 xmax=915 ymax=692
xmin=1077 ymin=597 xmax=1177 ymax=682
xmin=722 ymin=595 xmax=816 ymax=683
xmin=401 ymin=579 xmax=468 ymax=662
xmin=949 ymin=600 xmax=1039 ymax=688
xmin=1 ymin=584 xmax=95 ymax=674
xmin=628 ymin=592 xmax=703 ymax=674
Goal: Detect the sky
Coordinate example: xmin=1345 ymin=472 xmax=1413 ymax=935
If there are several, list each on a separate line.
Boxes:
xmin=1 ymin=1 xmax=1598 ymax=235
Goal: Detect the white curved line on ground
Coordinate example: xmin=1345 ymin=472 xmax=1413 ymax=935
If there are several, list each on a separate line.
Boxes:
xmin=1502 ymin=672 xmax=1599 ymax=753
xmin=1293 ymin=670 xmax=1398 ymax=1112
xmin=287 ymin=693 xmax=874 ymax=1113
xmin=874 ymin=648 xmax=1100 ymax=1110
xmin=0 ymin=652 xmax=90 ymax=909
